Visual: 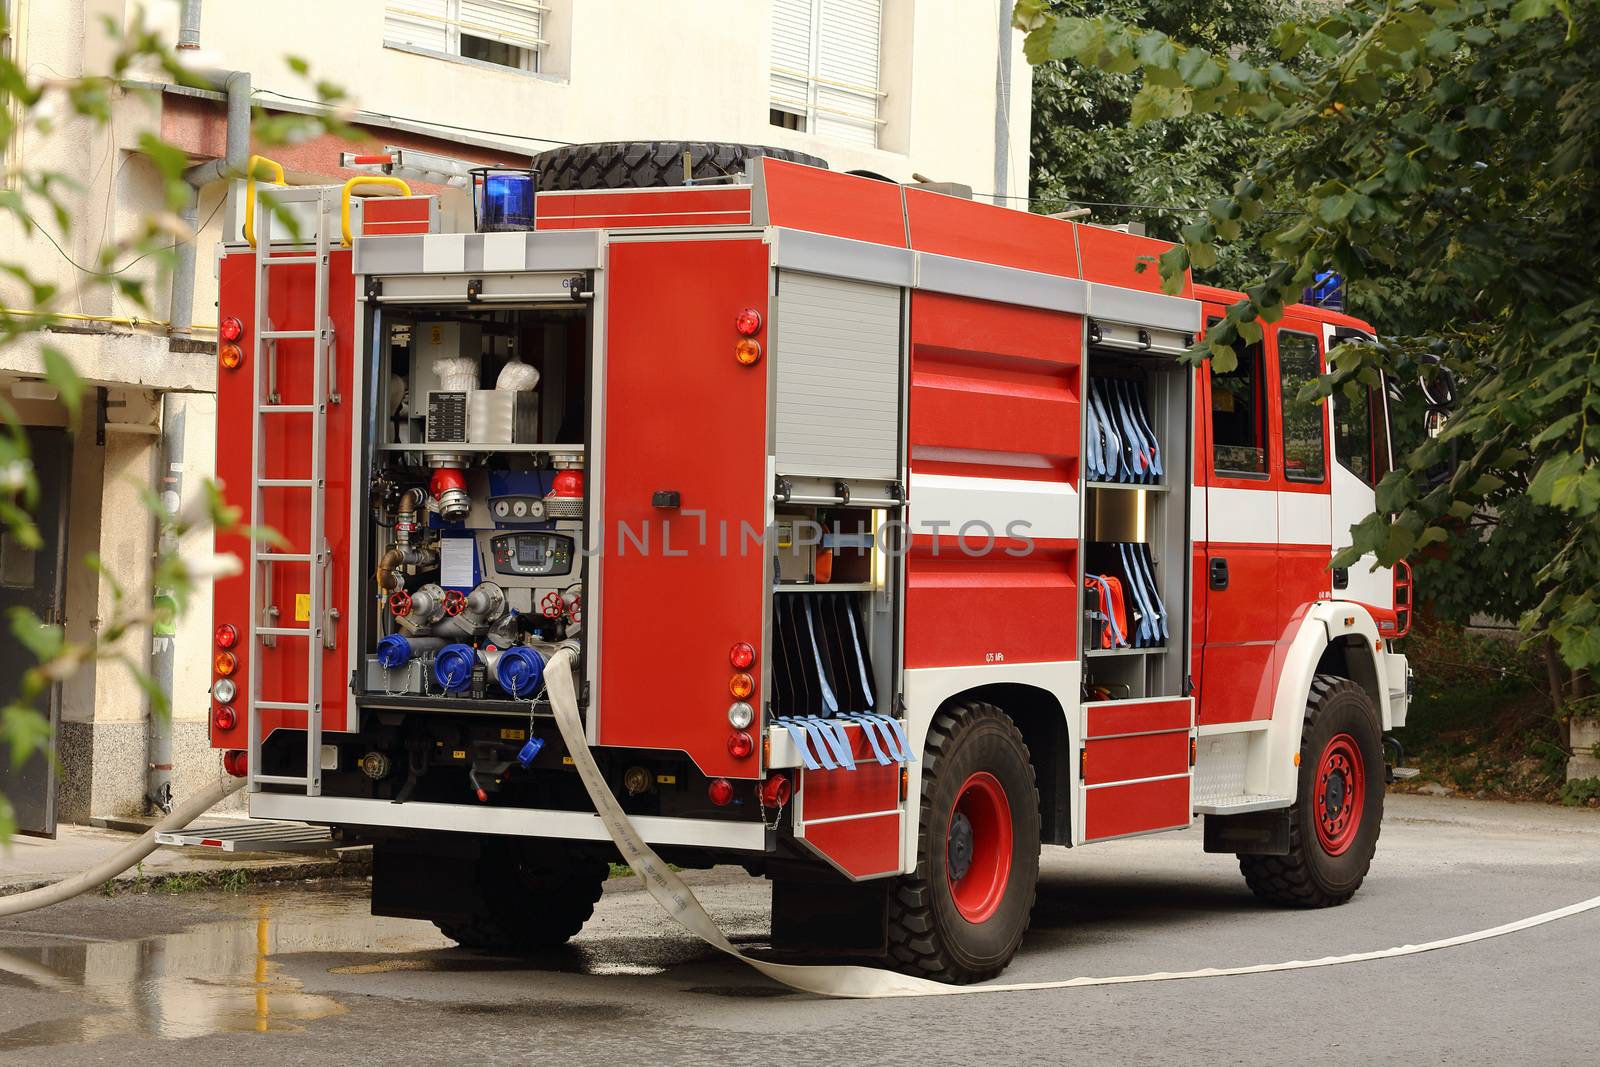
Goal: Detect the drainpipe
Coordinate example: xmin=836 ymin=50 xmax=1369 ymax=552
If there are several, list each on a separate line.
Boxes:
xmin=154 ymin=1 xmax=247 ymax=810
xmin=993 ymin=0 xmax=1014 ymax=208
xmin=168 ymin=66 xmax=250 ymax=341
xmin=177 ymin=0 xmax=203 ymax=50
xmin=146 ymin=395 xmax=186 ymax=815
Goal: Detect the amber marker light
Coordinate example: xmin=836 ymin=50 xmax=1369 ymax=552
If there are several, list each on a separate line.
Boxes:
xmin=734 ymin=338 xmax=762 ymax=366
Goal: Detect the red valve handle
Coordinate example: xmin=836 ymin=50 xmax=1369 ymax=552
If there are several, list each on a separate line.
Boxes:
xmin=388 ymin=590 xmax=412 ymax=617
xmin=442 ymin=589 xmax=467 ymax=616
xmin=565 ymin=592 xmax=582 ymax=625
xmin=541 ymin=591 xmax=566 ymax=619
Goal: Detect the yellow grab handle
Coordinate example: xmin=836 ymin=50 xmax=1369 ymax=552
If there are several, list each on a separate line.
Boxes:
xmin=243 ymin=155 xmax=286 ymax=249
xmin=340 ymin=176 xmax=413 ymax=247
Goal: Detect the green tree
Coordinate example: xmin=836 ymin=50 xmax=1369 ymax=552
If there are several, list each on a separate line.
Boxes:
xmin=1014 ymin=0 xmax=1600 ymax=702
xmin=0 ymin=11 xmax=348 ymax=840
xmin=1029 ymin=0 xmax=1305 ymax=286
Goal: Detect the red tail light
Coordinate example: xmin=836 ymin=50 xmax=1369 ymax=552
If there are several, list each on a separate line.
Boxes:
xmin=220 ymin=316 xmax=243 ymax=342
xmin=1393 ymin=559 xmax=1414 ymax=638
xmin=215 ymin=623 xmax=238 ymax=648
xmin=727 ymin=730 xmax=754 ymax=759
xmin=213 ymin=705 xmax=237 ymax=731
xmin=707 ymin=778 xmax=734 ymax=806
xmin=734 ymin=308 xmax=762 ymax=336
xmin=222 ymin=749 xmax=248 ymax=777
xmin=729 ymin=642 xmax=755 ymax=670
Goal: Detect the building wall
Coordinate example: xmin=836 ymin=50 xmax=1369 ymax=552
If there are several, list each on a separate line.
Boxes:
xmin=147 ymin=0 xmax=1031 ymax=200
xmin=1 ymin=0 xmax=1034 ymax=820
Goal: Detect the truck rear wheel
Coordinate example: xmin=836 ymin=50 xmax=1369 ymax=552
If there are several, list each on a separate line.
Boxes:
xmin=1239 ymin=674 xmax=1384 ymax=907
xmin=530 ymin=140 xmax=829 ymax=191
xmin=885 ymin=701 xmax=1039 ymax=984
xmin=435 ymin=841 xmax=609 ymax=953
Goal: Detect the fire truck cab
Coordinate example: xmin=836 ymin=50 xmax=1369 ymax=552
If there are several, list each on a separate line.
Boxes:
xmin=210 ymin=148 xmax=1411 ymax=983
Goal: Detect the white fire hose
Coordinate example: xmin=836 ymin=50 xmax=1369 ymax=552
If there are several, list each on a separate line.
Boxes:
xmin=0 ymin=775 xmax=247 ymax=918
xmin=543 ymin=649 xmax=1600 ymax=999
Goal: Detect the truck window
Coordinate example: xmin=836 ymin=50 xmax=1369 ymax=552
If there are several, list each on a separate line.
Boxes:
xmin=1334 ymin=378 xmax=1392 ymax=487
xmin=1277 ymin=329 xmax=1326 ymax=483
xmin=1210 ymin=335 xmax=1268 ymax=477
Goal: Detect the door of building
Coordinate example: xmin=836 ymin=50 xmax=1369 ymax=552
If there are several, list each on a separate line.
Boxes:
xmin=0 ymin=426 xmax=71 ymax=837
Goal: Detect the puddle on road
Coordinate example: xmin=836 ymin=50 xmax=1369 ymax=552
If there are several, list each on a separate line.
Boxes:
xmin=0 ymin=886 xmax=754 ymax=1049
xmin=0 ymin=890 xmax=452 ymax=1050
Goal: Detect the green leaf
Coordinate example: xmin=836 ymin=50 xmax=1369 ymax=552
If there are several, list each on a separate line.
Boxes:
xmin=1177 ymin=48 xmax=1224 ymax=91
xmin=8 ymin=607 xmax=64 ymax=663
xmin=1156 ymin=245 xmax=1189 ymax=294
xmin=0 ymin=704 xmax=52 ymax=770
xmin=1318 ymin=192 xmax=1356 ymax=224
xmin=1527 ymin=450 xmax=1584 ymax=508
xmin=40 ymin=346 xmax=83 ymax=419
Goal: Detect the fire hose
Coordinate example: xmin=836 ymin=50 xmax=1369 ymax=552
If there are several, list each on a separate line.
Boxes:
xmin=544 ymin=648 xmax=1600 ymax=999
xmin=0 ymin=775 xmax=247 ymax=918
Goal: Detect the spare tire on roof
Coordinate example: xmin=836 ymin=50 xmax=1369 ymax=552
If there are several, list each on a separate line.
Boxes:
xmin=530 ymin=140 xmax=829 ymax=191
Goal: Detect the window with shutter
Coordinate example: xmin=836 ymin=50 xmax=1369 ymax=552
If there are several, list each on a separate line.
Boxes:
xmin=384 ymin=0 xmax=544 ymax=73
xmin=769 ymin=0 xmax=884 ymax=147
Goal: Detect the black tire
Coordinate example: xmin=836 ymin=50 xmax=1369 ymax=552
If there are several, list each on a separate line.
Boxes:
xmin=435 ymin=841 xmax=608 ymax=953
xmin=885 ymin=701 xmax=1040 ymax=984
xmin=530 ymin=140 xmax=829 ymax=191
xmin=1239 ymin=674 xmax=1384 ymax=907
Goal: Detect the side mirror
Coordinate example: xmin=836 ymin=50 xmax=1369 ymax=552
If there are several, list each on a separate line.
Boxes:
xmin=1418 ymin=355 xmax=1457 ymax=410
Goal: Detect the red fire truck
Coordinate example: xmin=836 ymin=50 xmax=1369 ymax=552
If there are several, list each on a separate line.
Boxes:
xmin=208 ymin=142 xmax=1413 ymax=983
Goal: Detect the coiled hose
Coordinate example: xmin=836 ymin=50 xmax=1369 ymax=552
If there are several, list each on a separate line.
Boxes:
xmin=0 ymin=775 xmax=246 ymax=917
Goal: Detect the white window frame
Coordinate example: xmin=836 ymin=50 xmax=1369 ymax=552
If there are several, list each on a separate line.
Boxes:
xmin=383 ymin=0 xmax=546 ymax=74
xmin=770 ymin=0 xmax=886 ymax=148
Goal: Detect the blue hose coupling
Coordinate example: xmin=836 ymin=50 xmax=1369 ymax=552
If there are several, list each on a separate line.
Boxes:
xmin=495 ymin=645 xmax=545 ymax=696
xmin=375 ymin=633 xmax=414 ymax=669
xmin=433 ymin=643 xmax=479 ymax=693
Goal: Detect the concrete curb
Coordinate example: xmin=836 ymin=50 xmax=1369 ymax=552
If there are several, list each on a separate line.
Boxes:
xmin=0 ymin=845 xmax=372 ymax=899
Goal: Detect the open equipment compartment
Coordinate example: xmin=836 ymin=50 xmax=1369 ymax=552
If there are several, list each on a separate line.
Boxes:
xmin=353 ymin=299 xmax=592 ymax=715
xmin=1079 ymin=318 xmax=1193 ymax=702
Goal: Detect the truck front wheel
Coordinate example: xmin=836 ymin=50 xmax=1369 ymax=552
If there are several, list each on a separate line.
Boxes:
xmin=435 ymin=841 xmax=609 ymax=953
xmin=884 ymin=701 xmax=1040 ymax=984
xmin=1239 ymin=674 xmax=1385 ymax=907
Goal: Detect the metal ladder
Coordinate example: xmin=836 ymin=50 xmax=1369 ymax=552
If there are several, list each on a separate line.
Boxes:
xmin=246 ymin=186 xmax=338 ymax=797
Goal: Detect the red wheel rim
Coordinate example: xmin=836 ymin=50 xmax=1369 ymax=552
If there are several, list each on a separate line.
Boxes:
xmin=1314 ymin=733 xmax=1365 ymax=856
xmin=946 ymin=771 xmax=1013 ymax=923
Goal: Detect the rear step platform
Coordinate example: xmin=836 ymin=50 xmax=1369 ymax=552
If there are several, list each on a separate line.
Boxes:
xmin=155 ymin=820 xmax=342 ymax=853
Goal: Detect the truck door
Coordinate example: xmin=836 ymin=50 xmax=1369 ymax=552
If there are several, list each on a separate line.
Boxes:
xmin=596 ymin=237 xmax=770 ymax=780
xmin=1327 ymin=327 xmax=1395 ymax=616
xmin=1197 ymin=310 xmax=1279 ymax=724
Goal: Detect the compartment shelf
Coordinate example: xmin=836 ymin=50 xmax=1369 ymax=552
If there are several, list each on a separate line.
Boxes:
xmin=1086 ymin=480 xmax=1169 ymax=493
xmin=1084 ymin=645 xmax=1165 ymax=658
xmin=774 ymin=582 xmax=876 ymax=593
xmin=377 ymin=442 xmax=585 ymax=454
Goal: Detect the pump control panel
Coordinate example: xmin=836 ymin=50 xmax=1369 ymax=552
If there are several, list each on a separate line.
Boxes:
xmin=490 ymin=531 xmax=574 ymax=578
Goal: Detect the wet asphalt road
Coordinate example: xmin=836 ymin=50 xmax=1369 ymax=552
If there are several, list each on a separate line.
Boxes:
xmin=1 ymin=793 xmax=1597 ymax=1065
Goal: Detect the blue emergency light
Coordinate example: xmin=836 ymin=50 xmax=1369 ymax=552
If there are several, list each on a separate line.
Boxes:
xmin=1303 ymin=271 xmax=1344 ymax=310
xmin=472 ymin=167 xmax=538 ymax=232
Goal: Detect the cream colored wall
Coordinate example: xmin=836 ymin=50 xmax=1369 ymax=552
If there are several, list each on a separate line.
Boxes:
xmin=145 ymin=0 xmax=1033 ymax=199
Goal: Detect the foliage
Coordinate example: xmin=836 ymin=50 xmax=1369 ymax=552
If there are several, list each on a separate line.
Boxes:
xmin=1389 ymin=621 xmax=1569 ymax=798
xmin=1014 ymin=0 xmax=1600 ymax=686
xmin=1558 ymin=777 xmax=1600 ymax=807
xmin=0 ymin=10 xmax=349 ymax=841
xmin=1029 ymin=0 xmax=1307 ymax=287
